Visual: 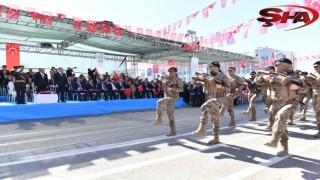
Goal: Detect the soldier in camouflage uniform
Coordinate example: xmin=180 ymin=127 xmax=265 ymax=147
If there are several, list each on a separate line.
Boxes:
xmin=307 ymin=61 xmax=320 ymax=138
xmin=242 ymin=71 xmax=260 ymax=121
xmin=263 ymin=66 xmax=275 ymax=114
xmin=297 ymin=72 xmax=312 ymax=122
xmin=153 ymin=67 xmax=183 ymax=137
xmin=192 ymin=62 xmax=230 ymax=144
xmin=255 ymin=58 xmax=307 ymax=157
xmin=220 ymin=67 xmax=244 ymax=126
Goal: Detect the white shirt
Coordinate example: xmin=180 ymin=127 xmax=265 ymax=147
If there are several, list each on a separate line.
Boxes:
xmin=111 ymin=83 xmax=117 ymax=90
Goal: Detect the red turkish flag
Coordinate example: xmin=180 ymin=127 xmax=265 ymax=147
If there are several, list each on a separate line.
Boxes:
xmin=0 ymin=4 xmax=2 ymax=17
xmin=26 ymin=7 xmax=40 ymax=20
xmin=6 ymin=43 xmax=20 ymax=70
xmin=168 ymin=60 xmax=174 ymax=66
xmin=172 ymin=22 xmax=177 ymax=31
xmin=221 ymin=0 xmax=228 ymax=8
xmin=73 ymin=17 xmax=82 ymax=30
xmin=167 ymin=25 xmax=171 ymax=33
xmin=42 ymin=11 xmax=53 ymax=26
xmin=137 ymin=27 xmax=144 ymax=34
xmin=226 ymin=31 xmax=236 ymax=45
xmin=153 ymin=64 xmax=159 ymax=73
xmin=113 ymin=24 xmax=122 ymax=36
xmin=170 ymin=33 xmax=177 ymax=41
xmin=210 ymin=33 xmax=215 ymax=48
xmin=146 ymin=29 xmax=152 ymax=36
xmin=202 ymin=8 xmax=209 ymax=18
xmin=6 ymin=5 xmax=20 ymax=20
xmin=178 ymin=19 xmax=183 ymax=28
xmin=156 ymin=30 xmax=162 ymax=38
xmin=164 ymin=33 xmax=169 ymax=39
xmin=124 ymin=25 xmax=132 ymax=32
xmin=101 ymin=22 xmax=111 ymax=34
xmin=87 ymin=20 xmax=98 ymax=32
xmin=243 ymin=19 xmax=255 ymax=39
xmin=113 ymin=71 xmax=121 ymax=80
xmin=57 ymin=13 xmax=66 ymax=19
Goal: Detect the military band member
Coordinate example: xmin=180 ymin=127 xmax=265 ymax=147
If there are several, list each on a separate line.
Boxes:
xmin=192 ymin=62 xmax=230 ymax=144
xmin=13 ymin=66 xmax=27 ymax=104
xmin=242 ymin=71 xmax=260 ymax=121
xmin=153 ymin=67 xmax=183 ymax=137
xmin=220 ymin=67 xmax=244 ymax=126
xmin=256 ymin=58 xmax=306 ymax=157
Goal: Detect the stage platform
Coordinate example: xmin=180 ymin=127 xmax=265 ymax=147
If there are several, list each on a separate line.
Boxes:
xmin=0 ymin=98 xmax=187 ymax=123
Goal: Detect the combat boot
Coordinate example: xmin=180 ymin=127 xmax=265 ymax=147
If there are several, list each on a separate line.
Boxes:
xmin=313 ymin=130 xmax=320 ymax=138
xmin=277 ymin=143 xmax=289 ymax=157
xmin=266 ymin=121 xmax=274 ymax=131
xmin=299 ymin=117 xmax=306 ymax=121
xmin=166 ymin=121 xmax=176 ymax=137
xmin=242 ymin=110 xmax=252 ymax=116
xmin=287 ymin=121 xmax=294 ymax=125
xmin=228 ymin=117 xmax=235 ymax=126
xmin=166 ymin=128 xmax=176 ymax=137
xmin=192 ymin=122 xmax=206 ymax=136
xmin=264 ymin=132 xmax=281 ymax=148
xmin=249 ymin=109 xmax=257 ymax=121
xmin=208 ymin=133 xmax=220 ymax=144
xmin=152 ymin=117 xmax=162 ymax=125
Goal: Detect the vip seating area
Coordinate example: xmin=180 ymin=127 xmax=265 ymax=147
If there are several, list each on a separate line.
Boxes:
xmin=0 ymin=96 xmax=187 ymax=123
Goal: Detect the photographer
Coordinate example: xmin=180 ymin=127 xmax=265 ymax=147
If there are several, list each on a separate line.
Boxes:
xmin=67 ymin=67 xmax=77 ymax=77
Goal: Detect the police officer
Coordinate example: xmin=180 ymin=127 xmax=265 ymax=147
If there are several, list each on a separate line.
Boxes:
xmin=153 ymin=67 xmax=183 ymax=137
xmin=192 ymin=62 xmax=230 ymax=144
xmin=243 ymin=71 xmax=260 ymax=121
xmin=220 ymin=67 xmax=244 ymax=126
xmin=256 ymin=58 xmax=306 ymax=157
xmin=13 ymin=66 xmax=27 ymax=104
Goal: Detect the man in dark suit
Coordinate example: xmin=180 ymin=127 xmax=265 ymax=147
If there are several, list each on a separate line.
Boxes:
xmin=13 ymin=66 xmax=27 ymax=104
xmin=34 ymin=68 xmax=49 ymax=93
xmin=106 ymin=79 xmax=118 ymax=100
xmin=84 ymin=79 xmax=99 ymax=100
xmin=54 ymin=67 xmax=67 ymax=102
xmin=72 ymin=77 xmax=88 ymax=101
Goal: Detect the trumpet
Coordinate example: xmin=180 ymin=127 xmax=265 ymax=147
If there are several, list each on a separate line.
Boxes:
xmin=157 ymin=74 xmax=173 ymax=87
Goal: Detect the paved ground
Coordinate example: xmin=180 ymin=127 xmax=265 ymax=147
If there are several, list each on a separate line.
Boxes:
xmin=0 ymin=103 xmax=319 ymax=180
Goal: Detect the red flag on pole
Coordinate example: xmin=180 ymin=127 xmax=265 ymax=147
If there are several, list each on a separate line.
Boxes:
xmin=168 ymin=60 xmax=174 ymax=66
xmin=101 ymin=22 xmax=111 ymax=34
xmin=113 ymin=24 xmax=122 ymax=36
xmin=124 ymin=25 xmax=132 ymax=32
xmin=156 ymin=30 xmax=162 ymax=38
xmin=137 ymin=27 xmax=144 ymax=34
xmin=87 ymin=20 xmax=98 ymax=32
xmin=153 ymin=64 xmax=159 ymax=73
xmin=221 ymin=0 xmax=228 ymax=8
xmin=57 ymin=13 xmax=66 ymax=19
xmin=146 ymin=29 xmax=152 ymax=36
xmin=73 ymin=17 xmax=82 ymax=30
xmin=170 ymin=33 xmax=177 ymax=41
xmin=26 ymin=7 xmax=40 ymax=20
xmin=6 ymin=43 xmax=20 ymax=71
xmin=6 ymin=5 xmax=20 ymax=20
xmin=113 ymin=71 xmax=121 ymax=80
xmin=178 ymin=19 xmax=183 ymax=28
xmin=42 ymin=11 xmax=53 ymax=26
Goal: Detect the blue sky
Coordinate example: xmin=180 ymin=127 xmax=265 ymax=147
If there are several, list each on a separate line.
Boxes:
xmin=1 ymin=0 xmax=319 ymax=57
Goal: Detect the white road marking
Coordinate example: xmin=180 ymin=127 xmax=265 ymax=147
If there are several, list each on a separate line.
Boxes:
xmin=220 ymin=139 xmax=320 ymax=180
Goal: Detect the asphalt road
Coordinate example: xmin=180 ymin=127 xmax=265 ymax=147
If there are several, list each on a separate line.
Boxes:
xmin=0 ymin=102 xmax=319 ymax=180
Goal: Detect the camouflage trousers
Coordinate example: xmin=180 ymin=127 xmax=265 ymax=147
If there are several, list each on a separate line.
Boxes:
xmin=246 ymin=92 xmax=260 ymax=119
xmin=271 ymin=100 xmax=298 ymax=143
xmin=156 ymin=97 xmax=178 ymax=127
xmin=299 ymin=93 xmax=312 ymax=119
xmin=265 ymin=94 xmax=273 ymax=110
xmin=312 ymin=95 xmax=320 ymax=129
xmin=200 ymin=97 xmax=226 ymax=134
xmin=226 ymin=94 xmax=237 ymax=120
